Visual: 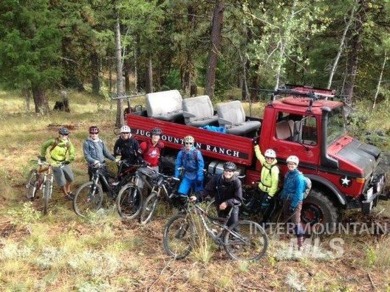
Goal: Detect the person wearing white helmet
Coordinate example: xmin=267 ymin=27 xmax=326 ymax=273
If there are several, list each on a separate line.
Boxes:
xmin=279 ymin=155 xmax=306 ymax=250
xmin=113 ymin=125 xmax=141 ymax=167
xmin=174 ymin=135 xmax=205 ymax=204
xmin=254 ymin=142 xmax=280 ymax=224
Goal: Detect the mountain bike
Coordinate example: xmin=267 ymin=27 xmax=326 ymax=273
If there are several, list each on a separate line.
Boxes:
xmin=162 ymin=199 xmax=269 ymax=261
xmin=73 ymin=160 xmax=140 ymax=217
xmin=139 ymin=172 xmax=180 ymax=224
xmin=116 ymin=166 xmax=158 ymax=220
xmin=25 ymin=157 xmax=55 ymax=215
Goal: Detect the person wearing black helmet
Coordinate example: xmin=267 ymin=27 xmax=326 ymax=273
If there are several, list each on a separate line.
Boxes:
xmin=139 ymin=127 xmax=164 ymax=172
xmin=40 ymin=127 xmax=75 ymax=200
xmin=195 ymin=162 xmax=242 ymax=227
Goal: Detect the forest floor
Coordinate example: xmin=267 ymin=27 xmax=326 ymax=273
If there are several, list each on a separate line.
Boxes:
xmin=0 ymin=91 xmax=390 ymax=291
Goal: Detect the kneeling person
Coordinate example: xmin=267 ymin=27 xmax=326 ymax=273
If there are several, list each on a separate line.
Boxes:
xmin=199 ymin=162 xmax=242 ymax=227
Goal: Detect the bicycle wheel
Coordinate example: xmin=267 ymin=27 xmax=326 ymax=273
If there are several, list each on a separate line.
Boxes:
xmin=73 ymin=181 xmax=104 ymax=217
xmin=163 ymin=214 xmax=194 ymax=260
xmin=116 ymin=183 xmax=143 ymax=220
xmin=139 ymin=191 xmax=159 ymax=224
xmin=43 ymin=179 xmax=52 ymax=215
xmin=26 ymin=170 xmax=39 ymax=200
xmin=224 ymin=220 xmax=268 ymax=261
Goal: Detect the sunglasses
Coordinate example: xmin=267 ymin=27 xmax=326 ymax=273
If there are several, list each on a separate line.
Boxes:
xmin=185 ymin=142 xmax=193 ymax=145
xmin=224 ymin=169 xmax=234 ymax=173
xmin=121 ymin=132 xmax=130 ymax=134
xmin=265 ymin=156 xmax=274 ymax=160
xmin=90 ymin=132 xmax=99 ymax=135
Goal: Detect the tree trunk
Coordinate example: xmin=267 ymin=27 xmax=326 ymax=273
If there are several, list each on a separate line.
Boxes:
xmin=23 ymin=87 xmax=31 ymax=112
xmin=327 ymin=1 xmax=357 ymax=89
xmin=372 ymin=51 xmax=387 ymax=109
xmin=32 ymin=85 xmax=49 ymax=114
xmin=343 ymin=0 xmax=367 ymax=106
xmin=91 ymin=52 xmax=100 ymax=95
xmin=115 ymin=13 xmax=124 ymax=128
xmin=146 ymin=57 xmax=153 ymax=93
xmin=205 ymin=0 xmax=224 ymax=99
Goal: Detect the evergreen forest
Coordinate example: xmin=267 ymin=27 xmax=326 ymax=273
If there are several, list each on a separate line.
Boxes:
xmin=0 ymin=0 xmax=389 ymax=114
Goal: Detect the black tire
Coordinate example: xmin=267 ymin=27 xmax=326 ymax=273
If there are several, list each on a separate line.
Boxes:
xmin=73 ymin=181 xmax=104 ymax=217
xmin=162 ymin=214 xmax=194 ymax=260
xmin=224 ymin=220 xmax=268 ymax=261
xmin=26 ymin=170 xmax=39 ymax=200
xmin=139 ymin=192 xmax=159 ymax=224
xmin=301 ymin=189 xmax=338 ymax=227
xmin=116 ymin=183 xmax=143 ymax=220
xmin=43 ymin=179 xmax=52 ymax=215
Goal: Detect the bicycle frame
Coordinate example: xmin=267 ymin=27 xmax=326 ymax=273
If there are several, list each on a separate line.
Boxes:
xmin=151 ymin=174 xmax=179 ymax=200
xmin=35 ymin=159 xmax=54 ymax=214
xmin=89 ymin=164 xmax=132 ymax=199
xmin=185 ymin=202 xmax=237 ymax=244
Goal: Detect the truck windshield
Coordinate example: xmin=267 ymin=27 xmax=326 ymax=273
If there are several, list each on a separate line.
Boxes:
xmin=327 ymin=107 xmax=346 ymax=145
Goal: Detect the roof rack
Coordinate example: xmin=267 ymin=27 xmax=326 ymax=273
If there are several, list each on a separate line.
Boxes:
xmin=272 ymin=84 xmax=336 ymax=101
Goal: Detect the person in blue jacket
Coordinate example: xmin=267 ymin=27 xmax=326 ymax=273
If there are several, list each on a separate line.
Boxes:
xmin=174 ymin=135 xmax=204 ymax=203
xmin=279 ymin=155 xmax=306 ymax=249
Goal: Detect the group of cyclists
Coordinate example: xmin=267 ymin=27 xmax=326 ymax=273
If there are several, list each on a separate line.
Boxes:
xmin=38 ymin=125 xmax=308 ymax=249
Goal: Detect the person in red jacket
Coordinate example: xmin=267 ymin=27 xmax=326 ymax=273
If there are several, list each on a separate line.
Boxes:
xmin=139 ymin=127 xmax=164 ymax=172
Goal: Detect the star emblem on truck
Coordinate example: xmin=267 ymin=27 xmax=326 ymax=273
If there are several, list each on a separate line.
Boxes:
xmin=340 ymin=176 xmax=351 ymax=187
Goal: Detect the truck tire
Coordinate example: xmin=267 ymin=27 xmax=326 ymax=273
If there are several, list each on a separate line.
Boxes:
xmin=301 ymin=189 xmax=338 ymax=227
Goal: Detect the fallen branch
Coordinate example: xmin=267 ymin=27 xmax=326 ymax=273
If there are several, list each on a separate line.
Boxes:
xmin=146 ymin=258 xmax=175 ymax=291
xmin=367 ymin=273 xmax=376 ymax=291
xmin=240 ymin=282 xmax=273 ymax=291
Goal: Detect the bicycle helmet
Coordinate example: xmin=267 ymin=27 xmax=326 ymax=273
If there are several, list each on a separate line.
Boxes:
xmin=59 ymin=127 xmax=69 ymax=135
xmin=286 ymin=155 xmax=299 ymax=165
xmin=264 ymin=149 xmax=276 ymax=159
xmin=183 ymin=135 xmax=195 ymax=144
xmin=223 ymin=161 xmax=237 ymax=171
xmin=120 ymin=125 xmax=131 ymax=133
xmin=89 ymin=126 xmax=99 ymax=134
xmin=151 ymin=127 xmax=162 ymax=136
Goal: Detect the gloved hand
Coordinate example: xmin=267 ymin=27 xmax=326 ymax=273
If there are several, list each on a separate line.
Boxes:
xmin=63 ymin=160 xmax=70 ymax=165
xmin=189 ymin=195 xmax=197 ymax=202
xmin=252 ymin=138 xmax=258 ymax=145
xmin=93 ymin=161 xmax=101 ymax=168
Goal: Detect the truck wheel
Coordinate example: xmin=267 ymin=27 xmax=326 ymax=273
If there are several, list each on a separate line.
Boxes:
xmin=301 ymin=189 xmax=338 ymax=227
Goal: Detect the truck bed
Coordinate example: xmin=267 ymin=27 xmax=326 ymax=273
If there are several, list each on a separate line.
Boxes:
xmin=127 ymin=111 xmax=257 ymax=166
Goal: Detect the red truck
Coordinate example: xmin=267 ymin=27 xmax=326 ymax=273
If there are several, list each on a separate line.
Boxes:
xmin=125 ymin=86 xmax=387 ymax=225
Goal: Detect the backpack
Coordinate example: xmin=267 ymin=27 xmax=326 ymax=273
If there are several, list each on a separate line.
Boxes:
xmin=50 ymin=137 xmax=70 ymax=153
xmin=181 ymin=148 xmax=199 ymax=164
xmin=302 ymin=175 xmax=312 ymax=199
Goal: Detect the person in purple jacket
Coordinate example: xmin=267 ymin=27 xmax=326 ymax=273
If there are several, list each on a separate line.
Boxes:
xmin=279 ymin=155 xmax=306 ymax=249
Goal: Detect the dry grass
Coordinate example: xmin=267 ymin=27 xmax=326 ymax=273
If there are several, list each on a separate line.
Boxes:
xmin=0 ymin=89 xmax=390 ymax=290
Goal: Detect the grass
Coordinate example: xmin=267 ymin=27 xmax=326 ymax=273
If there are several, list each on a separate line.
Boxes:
xmin=0 ymin=88 xmax=390 ymax=290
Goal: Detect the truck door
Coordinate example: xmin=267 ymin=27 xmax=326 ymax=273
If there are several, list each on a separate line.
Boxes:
xmin=271 ymin=112 xmax=320 ymax=172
